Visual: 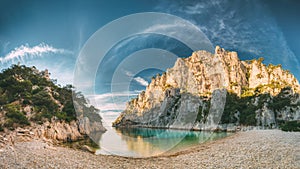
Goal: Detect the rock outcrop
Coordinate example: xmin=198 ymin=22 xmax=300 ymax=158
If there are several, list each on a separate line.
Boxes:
xmin=113 ymin=46 xmax=300 ymax=131
xmin=0 ymin=64 xmax=106 ymax=148
xmin=0 ymin=117 xmax=106 ymax=148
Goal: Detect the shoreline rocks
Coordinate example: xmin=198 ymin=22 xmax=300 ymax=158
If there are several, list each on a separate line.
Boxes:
xmin=0 ymin=118 xmax=106 ymax=149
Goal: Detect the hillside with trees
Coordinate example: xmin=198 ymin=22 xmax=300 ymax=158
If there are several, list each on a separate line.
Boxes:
xmin=0 ymin=64 xmax=105 ymax=146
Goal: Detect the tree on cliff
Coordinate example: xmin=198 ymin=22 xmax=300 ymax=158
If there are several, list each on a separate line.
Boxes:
xmin=0 ymin=64 xmax=100 ymax=131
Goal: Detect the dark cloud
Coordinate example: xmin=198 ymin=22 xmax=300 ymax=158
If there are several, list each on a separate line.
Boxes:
xmin=155 ymin=0 xmax=300 ymax=79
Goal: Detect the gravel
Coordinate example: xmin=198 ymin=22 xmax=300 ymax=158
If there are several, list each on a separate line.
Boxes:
xmin=0 ymin=130 xmax=299 ymax=169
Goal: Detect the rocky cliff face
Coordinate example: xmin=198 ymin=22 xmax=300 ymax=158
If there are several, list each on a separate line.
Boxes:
xmin=113 ymin=46 xmax=300 ymax=131
xmin=0 ymin=117 xmax=106 ymax=148
xmin=0 ymin=65 xmax=106 ymax=148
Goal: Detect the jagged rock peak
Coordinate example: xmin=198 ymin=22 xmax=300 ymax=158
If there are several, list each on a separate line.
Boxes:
xmin=113 ymin=46 xmax=300 ymax=129
xmin=215 ymin=45 xmax=224 ymax=54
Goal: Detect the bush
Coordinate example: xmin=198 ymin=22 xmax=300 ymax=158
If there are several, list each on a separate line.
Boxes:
xmin=31 ymin=107 xmax=53 ymax=122
xmin=4 ymin=104 xmax=30 ymax=127
xmin=196 ymin=105 xmax=203 ymax=122
xmin=32 ymin=90 xmax=58 ymax=112
xmin=221 ymin=93 xmax=241 ymax=124
xmin=5 ymin=112 xmax=30 ymax=125
xmin=55 ymin=111 xmax=76 ymax=122
xmin=0 ymin=64 xmax=102 ymax=129
xmin=243 ymin=113 xmax=257 ymax=126
xmin=280 ymin=121 xmax=300 ymax=132
xmin=22 ymin=99 xmax=31 ymax=105
xmin=62 ymin=101 xmax=76 ymax=120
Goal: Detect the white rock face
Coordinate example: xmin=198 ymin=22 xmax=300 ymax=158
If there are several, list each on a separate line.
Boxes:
xmin=35 ymin=120 xmax=83 ymax=142
xmin=203 ymin=89 xmax=227 ymax=130
xmin=113 ymin=46 xmax=300 ymax=130
xmin=248 ymin=60 xmax=300 ymax=95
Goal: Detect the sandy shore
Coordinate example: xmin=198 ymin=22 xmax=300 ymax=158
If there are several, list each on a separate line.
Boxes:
xmin=0 ymin=130 xmax=299 ymax=169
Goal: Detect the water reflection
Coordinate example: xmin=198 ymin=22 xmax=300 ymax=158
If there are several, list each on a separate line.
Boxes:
xmin=96 ymin=127 xmax=230 ymax=157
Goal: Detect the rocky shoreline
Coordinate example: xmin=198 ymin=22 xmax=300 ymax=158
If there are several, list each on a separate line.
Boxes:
xmin=113 ymin=123 xmax=279 ymax=133
xmin=0 ymin=118 xmax=106 ymax=153
xmin=0 ymin=129 xmax=299 ymax=168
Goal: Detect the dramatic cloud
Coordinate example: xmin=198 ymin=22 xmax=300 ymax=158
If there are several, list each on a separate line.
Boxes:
xmin=124 ymin=70 xmax=149 ymax=87
xmin=0 ymin=43 xmax=72 ymax=63
xmin=155 ymin=0 xmax=300 ymax=76
xmin=133 ymin=77 xmax=149 ymax=87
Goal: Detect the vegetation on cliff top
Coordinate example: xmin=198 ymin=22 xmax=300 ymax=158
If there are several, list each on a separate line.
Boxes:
xmin=220 ymin=87 xmax=300 ymax=127
xmin=0 ymin=64 xmax=99 ymax=131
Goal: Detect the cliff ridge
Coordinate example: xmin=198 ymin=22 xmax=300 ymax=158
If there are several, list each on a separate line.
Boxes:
xmin=113 ymin=46 xmax=300 ymax=131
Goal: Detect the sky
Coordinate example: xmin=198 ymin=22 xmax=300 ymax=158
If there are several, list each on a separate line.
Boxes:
xmin=1 ymin=0 xmax=300 ymax=125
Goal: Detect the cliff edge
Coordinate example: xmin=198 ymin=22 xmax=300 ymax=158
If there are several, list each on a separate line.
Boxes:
xmin=113 ymin=46 xmax=300 ymax=131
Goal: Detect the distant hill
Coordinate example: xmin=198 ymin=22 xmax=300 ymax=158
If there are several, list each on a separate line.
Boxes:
xmin=0 ymin=64 xmax=105 ymax=147
xmin=113 ymin=46 xmax=300 ymax=132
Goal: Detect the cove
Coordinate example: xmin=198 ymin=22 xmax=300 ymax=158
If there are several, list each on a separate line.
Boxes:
xmin=95 ymin=127 xmax=231 ymax=157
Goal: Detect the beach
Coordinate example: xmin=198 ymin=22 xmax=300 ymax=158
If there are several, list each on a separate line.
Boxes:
xmin=0 ymin=130 xmax=299 ymax=169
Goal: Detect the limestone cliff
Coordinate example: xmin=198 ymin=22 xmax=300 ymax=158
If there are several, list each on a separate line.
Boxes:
xmin=0 ymin=64 xmax=106 ymax=147
xmin=113 ymin=46 xmax=300 ymax=131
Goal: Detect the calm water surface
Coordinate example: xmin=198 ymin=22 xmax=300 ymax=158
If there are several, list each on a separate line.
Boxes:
xmin=95 ymin=126 xmax=231 ymax=157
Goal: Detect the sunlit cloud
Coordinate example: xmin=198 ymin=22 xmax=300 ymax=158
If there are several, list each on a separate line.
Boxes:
xmin=123 ymin=70 xmax=149 ymax=87
xmin=133 ymin=77 xmax=149 ymax=86
xmin=0 ymin=43 xmax=72 ymax=63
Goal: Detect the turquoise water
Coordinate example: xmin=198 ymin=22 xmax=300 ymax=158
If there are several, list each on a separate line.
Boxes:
xmin=95 ymin=127 xmax=231 ymax=157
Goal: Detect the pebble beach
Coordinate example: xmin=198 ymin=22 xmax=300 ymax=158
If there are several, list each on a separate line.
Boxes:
xmin=0 ymin=130 xmax=299 ymax=169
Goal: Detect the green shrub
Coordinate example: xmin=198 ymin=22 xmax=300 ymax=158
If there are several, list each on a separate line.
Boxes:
xmin=22 ymin=99 xmax=31 ymax=105
xmin=55 ymin=112 xmax=68 ymax=121
xmin=221 ymin=92 xmax=240 ymax=124
xmin=268 ymin=87 xmax=292 ymax=111
xmin=0 ymin=93 xmax=7 ymax=105
xmin=31 ymin=87 xmax=42 ymax=95
xmin=31 ymin=107 xmax=53 ymax=122
xmin=220 ymin=92 xmax=259 ymax=125
xmin=280 ymin=121 xmax=300 ymax=132
xmin=4 ymin=104 xmax=30 ymax=127
xmin=55 ymin=111 xmax=75 ymax=122
xmin=62 ymin=101 xmax=76 ymax=120
xmin=3 ymin=119 xmax=14 ymax=128
xmin=196 ymin=105 xmax=203 ymax=122
xmin=0 ymin=64 xmax=101 ymax=129
xmin=32 ymin=90 xmax=58 ymax=112
xmin=243 ymin=113 xmax=257 ymax=126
